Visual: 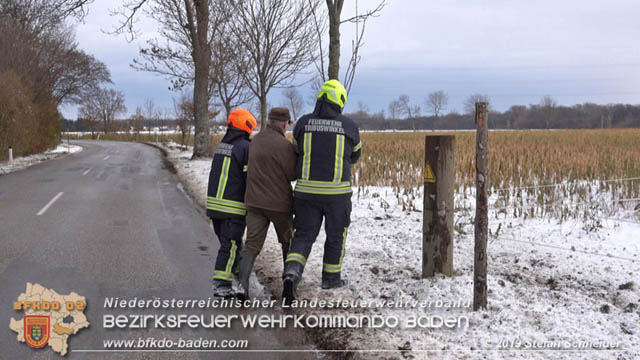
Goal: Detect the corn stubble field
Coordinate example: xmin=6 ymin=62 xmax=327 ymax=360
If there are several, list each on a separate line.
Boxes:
xmin=81 ymin=129 xmax=640 ymax=223
xmin=354 ymin=129 xmax=640 ymax=224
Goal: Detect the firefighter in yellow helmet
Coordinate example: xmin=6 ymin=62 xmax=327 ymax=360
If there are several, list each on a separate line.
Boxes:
xmin=207 ymin=108 xmax=257 ymax=298
xmin=282 ymin=80 xmax=362 ymax=304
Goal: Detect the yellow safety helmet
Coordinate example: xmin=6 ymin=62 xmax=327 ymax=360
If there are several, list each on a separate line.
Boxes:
xmin=317 ymin=79 xmax=347 ymax=108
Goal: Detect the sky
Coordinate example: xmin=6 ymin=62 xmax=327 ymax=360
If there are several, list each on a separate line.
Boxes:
xmin=61 ymin=0 xmax=640 ymax=119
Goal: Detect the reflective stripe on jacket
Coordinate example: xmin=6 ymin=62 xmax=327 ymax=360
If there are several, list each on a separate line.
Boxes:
xmin=293 ymin=100 xmax=362 ymax=200
xmin=206 ymin=129 xmax=250 ymax=219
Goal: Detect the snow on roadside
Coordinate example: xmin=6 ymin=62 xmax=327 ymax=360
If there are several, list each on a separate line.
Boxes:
xmin=160 ymin=142 xmax=640 ymax=360
xmin=0 ymin=144 xmax=82 ymax=175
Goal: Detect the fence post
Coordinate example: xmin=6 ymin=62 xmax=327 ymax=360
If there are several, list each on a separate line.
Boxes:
xmin=474 ymin=102 xmax=489 ymax=311
xmin=423 ymin=135 xmax=455 ymax=277
xmin=8 ymin=146 xmax=13 ymax=163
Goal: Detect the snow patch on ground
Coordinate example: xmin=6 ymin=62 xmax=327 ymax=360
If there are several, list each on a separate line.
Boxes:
xmin=160 ymin=142 xmax=640 ymax=360
xmin=0 ymin=144 xmax=82 ymax=175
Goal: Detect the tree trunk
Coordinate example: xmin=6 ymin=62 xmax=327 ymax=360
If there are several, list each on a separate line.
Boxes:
xmin=327 ymin=0 xmax=343 ymax=80
xmin=191 ymin=0 xmax=211 ymax=159
xmin=224 ymin=103 xmax=232 ymax=123
xmin=259 ymin=91 xmax=268 ymax=131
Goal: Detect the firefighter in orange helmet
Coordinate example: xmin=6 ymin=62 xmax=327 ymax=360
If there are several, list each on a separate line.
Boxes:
xmin=207 ymin=108 xmax=257 ymax=297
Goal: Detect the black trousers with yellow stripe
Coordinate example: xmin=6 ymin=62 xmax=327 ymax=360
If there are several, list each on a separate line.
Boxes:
xmin=212 ymin=217 xmax=245 ymax=283
xmin=286 ymin=196 xmax=351 ymax=281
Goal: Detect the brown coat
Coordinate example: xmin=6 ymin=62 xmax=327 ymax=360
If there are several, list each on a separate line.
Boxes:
xmin=245 ymin=124 xmax=297 ymax=213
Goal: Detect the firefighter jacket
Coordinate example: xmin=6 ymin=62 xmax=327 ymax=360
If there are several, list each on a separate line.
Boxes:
xmin=207 ymin=128 xmax=251 ymax=219
xmin=292 ymin=99 xmax=362 ymax=200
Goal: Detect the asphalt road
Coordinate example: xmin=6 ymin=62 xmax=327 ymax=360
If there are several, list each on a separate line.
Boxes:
xmin=0 ymin=141 xmax=314 ymax=359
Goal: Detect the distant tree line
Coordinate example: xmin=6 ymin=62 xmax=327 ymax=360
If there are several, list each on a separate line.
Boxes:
xmin=350 ymin=93 xmax=640 ymax=130
xmin=0 ymin=0 xmax=111 ymax=161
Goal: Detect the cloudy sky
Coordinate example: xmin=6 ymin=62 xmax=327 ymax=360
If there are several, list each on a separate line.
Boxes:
xmin=61 ymin=0 xmax=640 ymax=119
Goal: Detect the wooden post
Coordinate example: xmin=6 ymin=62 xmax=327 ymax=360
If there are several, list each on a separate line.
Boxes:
xmin=423 ymin=135 xmax=455 ymax=277
xmin=473 ymin=102 xmax=489 ymax=311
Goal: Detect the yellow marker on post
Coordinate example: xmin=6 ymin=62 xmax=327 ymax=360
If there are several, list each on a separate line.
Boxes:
xmin=424 ymin=161 xmax=436 ymax=183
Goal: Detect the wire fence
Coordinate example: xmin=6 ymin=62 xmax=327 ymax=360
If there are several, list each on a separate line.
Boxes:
xmin=495 ymin=236 xmax=640 ymax=263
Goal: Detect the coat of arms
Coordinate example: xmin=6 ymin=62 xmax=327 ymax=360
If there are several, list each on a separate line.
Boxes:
xmin=24 ymin=315 xmax=50 ymax=348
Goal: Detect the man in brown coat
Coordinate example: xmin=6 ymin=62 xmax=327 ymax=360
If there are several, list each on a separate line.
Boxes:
xmin=237 ymin=107 xmax=297 ymax=299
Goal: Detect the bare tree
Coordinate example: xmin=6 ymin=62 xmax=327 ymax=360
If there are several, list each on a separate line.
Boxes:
xmin=281 ymin=88 xmax=305 ymax=122
xmin=396 ymin=95 xmax=420 ymax=130
xmin=53 ymin=51 xmax=111 ymax=105
xmin=397 ymin=95 xmax=420 ymax=119
xmin=249 ymin=98 xmax=271 ymax=124
xmin=505 ymin=105 xmax=526 ymax=129
xmin=143 ymin=98 xmax=160 ymax=135
xmin=113 ymin=0 xmax=212 ymax=158
xmin=426 ymin=90 xmax=448 ymax=118
xmin=230 ymin=0 xmax=321 ymax=130
xmin=323 ymin=0 xmax=386 ymax=93
xmin=81 ymin=117 xmax=101 ymax=139
xmin=131 ymin=0 xmax=248 ymax=118
xmin=210 ymin=33 xmax=253 ymax=119
xmin=130 ymin=106 xmax=145 ymax=137
xmin=174 ymin=93 xmax=194 ymax=149
xmin=78 ymin=87 xmax=127 ymax=133
xmin=540 ymin=95 xmax=557 ymax=129
xmin=0 ymin=0 xmax=93 ymax=35
xmin=540 ymin=95 xmax=558 ymax=108
xmin=463 ymin=94 xmax=491 ymax=115
xmin=388 ymin=99 xmax=402 ymax=120
xmin=306 ymin=74 xmax=326 ymax=107
xmin=356 ymin=101 xmax=369 ymax=114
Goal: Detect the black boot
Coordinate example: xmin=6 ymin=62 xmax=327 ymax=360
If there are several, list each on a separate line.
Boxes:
xmin=212 ymin=279 xmax=234 ymax=298
xmin=281 ymin=246 xmax=288 ymax=280
xmin=321 ymin=273 xmax=348 ymax=289
xmin=281 ymin=246 xmax=288 ymax=267
xmin=282 ymin=261 xmax=304 ymax=305
xmin=237 ymin=252 xmax=256 ymax=301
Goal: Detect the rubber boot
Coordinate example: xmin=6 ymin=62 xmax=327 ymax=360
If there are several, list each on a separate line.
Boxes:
xmin=281 ymin=246 xmax=288 ymax=280
xmin=321 ymin=273 xmax=348 ymax=290
xmin=281 ymin=246 xmax=288 ymax=268
xmin=282 ymin=262 xmax=304 ymax=306
xmin=237 ymin=252 xmax=256 ymax=301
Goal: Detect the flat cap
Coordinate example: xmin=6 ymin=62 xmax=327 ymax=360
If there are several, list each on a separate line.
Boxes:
xmin=268 ymin=107 xmax=292 ymax=124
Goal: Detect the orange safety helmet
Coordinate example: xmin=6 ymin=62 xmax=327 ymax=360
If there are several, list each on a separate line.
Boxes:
xmin=227 ymin=108 xmax=257 ymax=134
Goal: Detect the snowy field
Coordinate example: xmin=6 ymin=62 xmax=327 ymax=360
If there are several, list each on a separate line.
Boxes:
xmin=159 ymin=142 xmax=639 ymax=360
xmin=0 ymin=144 xmax=82 ymax=175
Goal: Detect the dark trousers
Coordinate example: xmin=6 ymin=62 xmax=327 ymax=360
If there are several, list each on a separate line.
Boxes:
xmin=286 ymin=197 xmax=351 ymax=279
xmin=244 ymin=207 xmax=293 ymax=257
xmin=211 ymin=217 xmax=245 ymax=282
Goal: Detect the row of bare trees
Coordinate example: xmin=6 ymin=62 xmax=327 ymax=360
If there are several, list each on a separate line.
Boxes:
xmin=352 ymin=93 xmax=640 ymax=130
xmin=108 ymin=0 xmax=325 ymax=157
xmin=385 ymin=93 xmax=557 ymax=122
xmin=24 ymin=0 xmax=386 ymax=159
xmin=112 ymin=0 xmax=385 ymax=158
xmin=387 ymin=92 xmax=487 ymax=123
xmin=352 ymin=101 xmax=640 ymax=131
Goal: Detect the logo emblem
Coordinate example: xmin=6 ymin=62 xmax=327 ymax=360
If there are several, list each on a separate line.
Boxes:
xmin=24 ymin=316 xmax=50 ymax=348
